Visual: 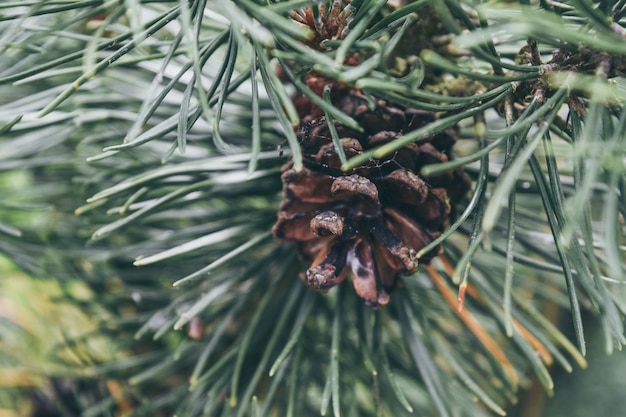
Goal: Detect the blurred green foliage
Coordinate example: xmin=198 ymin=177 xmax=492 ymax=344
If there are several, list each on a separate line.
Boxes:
xmin=0 ymin=1 xmax=624 ymax=416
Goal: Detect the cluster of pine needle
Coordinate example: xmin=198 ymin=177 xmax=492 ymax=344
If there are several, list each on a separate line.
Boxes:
xmin=0 ymin=1 xmax=625 ymax=416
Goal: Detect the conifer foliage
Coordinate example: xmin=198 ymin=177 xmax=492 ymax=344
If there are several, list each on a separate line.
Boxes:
xmin=0 ymin=1 xmax=625 ymax=416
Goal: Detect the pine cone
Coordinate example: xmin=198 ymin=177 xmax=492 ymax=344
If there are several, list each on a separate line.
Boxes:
xmin=273 ymin=86 xmax=470 ymax=307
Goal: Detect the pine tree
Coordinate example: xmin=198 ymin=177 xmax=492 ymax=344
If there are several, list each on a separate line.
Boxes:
xmin=1 ymin=1 xmax=625 ymax=416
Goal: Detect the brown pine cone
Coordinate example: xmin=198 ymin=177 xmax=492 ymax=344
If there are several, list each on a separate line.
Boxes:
xmin=273 ymin=88 xmax=470 ymax=308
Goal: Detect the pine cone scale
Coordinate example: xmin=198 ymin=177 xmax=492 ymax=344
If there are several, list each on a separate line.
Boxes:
xmin=348 ymin=239 xmax=391 ymax=307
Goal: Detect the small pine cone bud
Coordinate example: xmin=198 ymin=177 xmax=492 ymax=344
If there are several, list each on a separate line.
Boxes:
xmin=273 ymin=88 xmax=471 ymax=308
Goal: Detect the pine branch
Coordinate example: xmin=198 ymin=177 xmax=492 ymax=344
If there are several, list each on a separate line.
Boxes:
xmin=1 ymin=1 xmax=625 ymax=416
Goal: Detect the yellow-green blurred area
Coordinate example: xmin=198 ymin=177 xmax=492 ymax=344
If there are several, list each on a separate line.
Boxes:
xmin=508 ymin=323 xmax=626 ymax=417
xmin=0 ymin=255 xmax=114 ymax=417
